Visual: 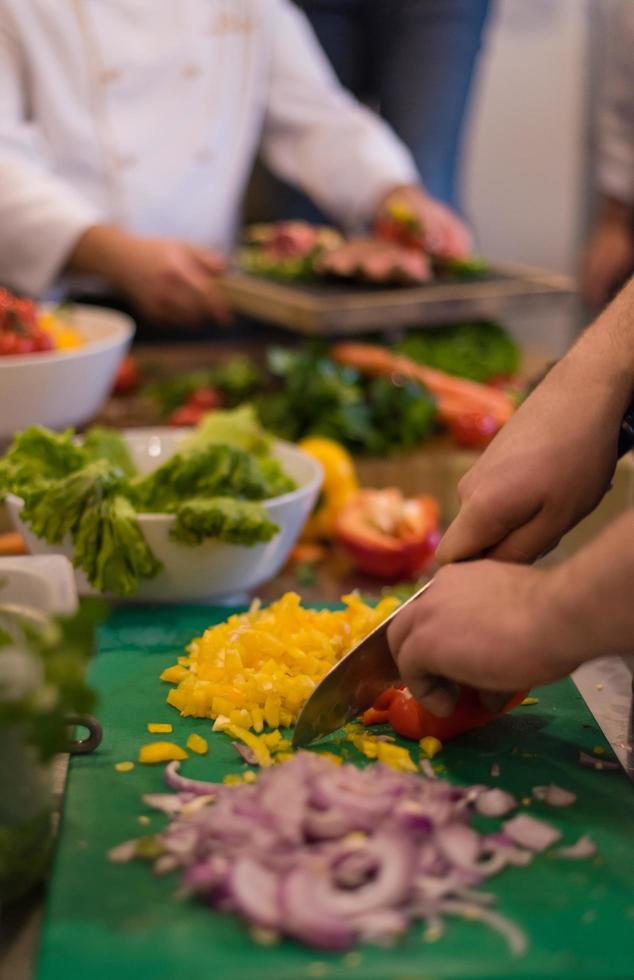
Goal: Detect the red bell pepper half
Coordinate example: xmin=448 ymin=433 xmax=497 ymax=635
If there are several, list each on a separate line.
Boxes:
xmin=362 ymin=685 xmax=528 ymax=742
xmin=335 ymin=489 xmax=440 ymax=581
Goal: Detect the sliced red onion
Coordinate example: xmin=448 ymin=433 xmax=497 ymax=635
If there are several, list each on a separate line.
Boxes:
xmin=579 ymin=751 xmax=620 ymax=771
xmin=420 ymin=759 xmax=437 ymax=780
xmin=435 ymin=823 xmax=481 ymax=870
xmin=230 ymin=857 xmax=282 ymax=930
xmin=113 ymin=752 xmax=550 ymax=954
xmin=502 ymin=814 xmax=561 ymax=852
xmin=350 ymin=909 xmax=408 ymax=945
xmin=475 ymin=789 xmax=517 ymax=818
xmin=233 ymin=742 xmax=259 ymax=766
xmin=153 ymin=855 xmax=179 ymax=875
xmin=281 ymin=867 xmax=356 ymax=950
xmin=108 ymin=840 xmax=138 ymax=864
xmin=142 ymin=793 xmax=184 ymax=815
xmin=440 ymin=899 xmax=527 ymax=956
xmin=164 ymin=760 xmax=220 ymax=796
xmin=556 ymin=836 xmax=597 ymax=860
xmin=532 ymin=784 xmax=576 ymax=807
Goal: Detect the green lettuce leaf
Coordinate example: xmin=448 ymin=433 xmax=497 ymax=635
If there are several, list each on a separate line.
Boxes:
xmin=134 ymin=443 xmax=295 ymax=513
xmin=73 ymin=495 xmax=162 ymax=597
xmin=180 ymin=405 xmax=271 ymax=456
xmin=82 ymin=427 xmax=136 ymax=478
xmin=171 ymin=497 xmax=279 ymax=546
xmin=20 ymin=459 xmax=121 ymax=544
xmin=0 ymin=426 xmax=85 ymax=500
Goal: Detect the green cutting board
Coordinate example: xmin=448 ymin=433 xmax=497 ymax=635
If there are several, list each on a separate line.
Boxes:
xmin=37 ymin=605 xmax=634 ymax=980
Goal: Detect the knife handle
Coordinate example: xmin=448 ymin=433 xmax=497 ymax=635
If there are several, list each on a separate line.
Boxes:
xmin=618 ymin=400 xmax=634 ymax=458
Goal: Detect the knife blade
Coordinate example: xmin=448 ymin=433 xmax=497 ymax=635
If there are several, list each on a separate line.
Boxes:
xmin=292 ymin=580 xmax=432 ymax=748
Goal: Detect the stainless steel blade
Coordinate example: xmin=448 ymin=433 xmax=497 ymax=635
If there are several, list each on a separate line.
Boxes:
xmin=292 ymin=581 xmax=432 ymax=748
xmin=573 ymin=655 xmax=634 ymax=782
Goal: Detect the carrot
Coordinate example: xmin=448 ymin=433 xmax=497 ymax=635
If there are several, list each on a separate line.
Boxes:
xmin=331 ymin=343 xmax=514 ymax=426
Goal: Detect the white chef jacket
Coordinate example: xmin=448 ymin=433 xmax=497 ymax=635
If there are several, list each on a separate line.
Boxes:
xmin=0 ymin=0 xmax=418 ymax=297
xmin=596 ymin=0 xmax=634 ymax=206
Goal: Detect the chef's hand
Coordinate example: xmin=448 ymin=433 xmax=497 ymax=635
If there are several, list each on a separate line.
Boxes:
xmin=376 ymin=185 xmax=472 ymax=259
xmin=389 ymin=506 xmax=634 ymax=717
xmin=437 ymin=279 xmax=634 ymax=566
xmin=387 ymin=561 xmax=576 ymax=716
xmin=67 ymin=225 xmax=232 ymax=326
xmin=581 ymin=200 xmax=634 ymax=309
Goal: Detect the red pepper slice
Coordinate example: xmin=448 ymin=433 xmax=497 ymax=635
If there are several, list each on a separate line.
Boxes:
xmin=363 ymin=685 xmax=528 ymax=741
xmin=361 ymin=707 xmax=391 ymax=726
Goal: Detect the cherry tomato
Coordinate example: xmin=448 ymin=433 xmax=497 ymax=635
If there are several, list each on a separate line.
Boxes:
xmin=168 ymin=403 xmax=205 ymax=427
xmin=447 ymin=412 xmax=501 ymax=449
xmin=186 ymin=386 xmax=223 ymax=411
xmin=32 ymin=329 xmax=54 ymax=352
xmin=0 ymin=332 xmax=21 ymax=355
xmin=112 ymin=355 xmax=142 ymax=396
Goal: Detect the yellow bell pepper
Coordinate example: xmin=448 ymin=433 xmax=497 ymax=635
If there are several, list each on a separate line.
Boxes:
xmin=298 ymin=437 xmax=359 ymax=541
xmin=114 ymin=761 xmax=135 ymax=773
xmin=220 ymin=723 xmax=274 ymax=767
xmin=186 ymin=733 xmax=209 ymax=755
xmin=419 ymin=736 xmax=443 ymax=759
xmin=138 ymin=741 xmax=188 ymax=764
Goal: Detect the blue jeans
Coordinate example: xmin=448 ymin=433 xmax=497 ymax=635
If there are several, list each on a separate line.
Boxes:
xmin=251 ymin=0 xmax=491 ymax=221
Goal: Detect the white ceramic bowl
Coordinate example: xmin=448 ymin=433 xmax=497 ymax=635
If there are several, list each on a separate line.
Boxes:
xmin=6 ymin=428 xmax=322 ymax=603
xmin=0 ymin=305 xmax=134 ymax=445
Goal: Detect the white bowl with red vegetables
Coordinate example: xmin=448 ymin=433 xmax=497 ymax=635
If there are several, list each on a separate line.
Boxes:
xmin=0 ymin=289 xmax=134 ymax=444
xmin=2 ymin=407 xmax=322 ymax=602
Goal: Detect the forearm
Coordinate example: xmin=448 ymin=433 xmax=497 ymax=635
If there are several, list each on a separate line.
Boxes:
xmin=548 ymin=506 xmax=634 ymax=671
xmin=560 ymin=275 xmax=634 ymax=414
xmin=65 ymin=224 xmax=134 ymax=287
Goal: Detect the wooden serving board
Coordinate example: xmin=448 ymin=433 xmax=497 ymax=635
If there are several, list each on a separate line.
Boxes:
xmin=37 ymin=605 xmax=634 ymax=980
xmin=221 ymin=265 xmax=575 ymax=336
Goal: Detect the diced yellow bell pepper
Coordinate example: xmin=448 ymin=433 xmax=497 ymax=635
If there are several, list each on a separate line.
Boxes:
xmin=138 ymin=741 xmax=188 ymax=764
xmin=419 ymin=736 xmax=443 ymax=759
xmin=224 ymin=724 xmax=273 ymax=767
xmin=376 ymin=742 xmax=418 ymax=773
xmin=161 ymin=665 xmax=189 ymax=684
xmin=147 ymin=723 xmax=173 ymax=734
xmin=187 ymin=733 xmax=208 ymax=755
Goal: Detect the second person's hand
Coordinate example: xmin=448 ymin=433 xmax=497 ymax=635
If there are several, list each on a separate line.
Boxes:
xmin=68 ymin=225 xmax=232 ymax=326
xmin=111 ymin=235 xmax=232 ymax=326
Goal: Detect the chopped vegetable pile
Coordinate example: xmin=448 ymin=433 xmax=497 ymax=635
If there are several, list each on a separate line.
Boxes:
xmin=145 ymin=321 xmax=521 ymax=453
xmin=161 ymin=591 xmax=399 ymax=731
xmin=0 ymin=289 xmax=83 ymax=356
xmin=0 ymin=407 xmax=295 ymax=597
xmin=110 ymin=753 xmax=593 ymax=954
